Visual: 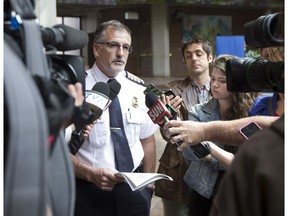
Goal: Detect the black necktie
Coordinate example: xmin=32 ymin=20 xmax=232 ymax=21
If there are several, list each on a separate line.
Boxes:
xmin=108 ymin=80 xmax=134 ymax=172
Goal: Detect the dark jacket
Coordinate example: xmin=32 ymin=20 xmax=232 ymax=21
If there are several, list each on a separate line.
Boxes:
xmin=154 ymin=77 xmax=211 ymax=204
xmin=210 ymin=116 xmax=284 ymax=216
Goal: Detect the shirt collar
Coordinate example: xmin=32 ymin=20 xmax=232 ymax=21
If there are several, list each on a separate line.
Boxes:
xmin=91 ymin=63 xmax=125 ymax=83
xmin=190 ymin=79 xmax=211 ymax=91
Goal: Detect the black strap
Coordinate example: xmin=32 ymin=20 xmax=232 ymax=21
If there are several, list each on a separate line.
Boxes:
xmin=4 ymin=38 xmax=48 ymax=216
xmin=9 ymin=0 xmax=36 ymax=19
xmin=268 ymin=97 xmax=274 ymax=116
xmin=22 ymin=19 xmax=50 ymax=78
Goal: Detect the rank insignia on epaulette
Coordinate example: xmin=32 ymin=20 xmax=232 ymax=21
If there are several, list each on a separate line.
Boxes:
xmin=125 ymin=71 xmax=146 ymax=87
xmin=132 ymin=96 xmax=139 ymax=108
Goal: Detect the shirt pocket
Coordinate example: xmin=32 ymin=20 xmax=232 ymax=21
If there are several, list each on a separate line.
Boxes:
xmin=124 ymin=107 xmax=146 ymax=143
xmin=88 ymin=113 xmax=109 ymax=147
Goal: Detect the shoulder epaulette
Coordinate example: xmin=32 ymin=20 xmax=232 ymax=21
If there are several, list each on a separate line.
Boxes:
xmin=125 ymin=71 xmax=146 ymax=87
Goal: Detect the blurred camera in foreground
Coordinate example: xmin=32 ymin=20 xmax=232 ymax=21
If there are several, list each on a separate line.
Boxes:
xmin=226 ymin=57 xmax=284 ymax=93
xmin=244 ymin=12 xmax=284 ymax=48
xmin=226 ymin=12 xmax=284 ymax=93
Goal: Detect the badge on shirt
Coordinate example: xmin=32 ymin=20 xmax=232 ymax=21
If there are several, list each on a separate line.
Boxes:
xmin=132 ymin=96 xmax=139 ymax=108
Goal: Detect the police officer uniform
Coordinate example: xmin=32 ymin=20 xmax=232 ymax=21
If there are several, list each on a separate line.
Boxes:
xmin=74 ymin=63 xmax=158 ymax=216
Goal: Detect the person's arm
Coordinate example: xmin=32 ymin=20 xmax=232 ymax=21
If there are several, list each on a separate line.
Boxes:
xmin=140 ymin=134 xmax=156 ymax=173
xmin=163 ymin=116 xmax=279 ymax=150
xmin=70 ymin=155 xmax=123 ymax=191
xmin=201 ymin=142 xmax=234 ymax=169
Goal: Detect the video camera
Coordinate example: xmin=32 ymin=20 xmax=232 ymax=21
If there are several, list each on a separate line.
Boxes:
xmin=226 ymin=12 xmax=284 ymax=93
xmin=4 ymin=0 xmax=90 ymax=215
xmin=4 ymin=0 xmax=90 ymax=137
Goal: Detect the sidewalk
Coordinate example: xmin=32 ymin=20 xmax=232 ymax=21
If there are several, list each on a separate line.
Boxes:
xmin=149 ymin=128 xmax=167 ymax=216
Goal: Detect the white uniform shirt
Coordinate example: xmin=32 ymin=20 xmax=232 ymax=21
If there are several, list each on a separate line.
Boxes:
xmin=76 ymin=63 xmax=158 ymax=171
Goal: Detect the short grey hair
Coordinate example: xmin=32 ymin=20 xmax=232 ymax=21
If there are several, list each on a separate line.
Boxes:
xmin=93 ymin=20 xmax=132 ymax=43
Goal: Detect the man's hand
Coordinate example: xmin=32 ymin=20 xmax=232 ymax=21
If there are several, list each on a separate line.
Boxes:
xmin=161 ymin=94 xmax=183 ymax=113
xmin=81 ymin=123 xmax=94 ymax=139
xmin=89 ymin=168 xmax=124 ymax=191
xmin=163 ymin=120 xmax=205 ymax=151
xmin=67 ymin=82 xmax=84 ymax=107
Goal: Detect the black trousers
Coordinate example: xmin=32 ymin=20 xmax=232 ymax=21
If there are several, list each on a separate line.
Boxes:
xmin=188 ymin=171 xmax=225 ymax=216
xmin=188 ymin=189 xmax=212 ymax=216
xmin=74 ymin=179 xmax=153 ymax=216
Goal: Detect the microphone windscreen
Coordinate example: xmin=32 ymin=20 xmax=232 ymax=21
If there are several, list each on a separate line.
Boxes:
xmin=145 ymin=92 xmax=159 ymax=108
xmin=85 ymin=82 xmax=110 ymax=114
xmin=91 ymin=82 xmax=110 ymax=97
xmin=108 ymin=79 xmax=121 ymax=100
xmin=54 ymin=24 xmax=89 ymax=51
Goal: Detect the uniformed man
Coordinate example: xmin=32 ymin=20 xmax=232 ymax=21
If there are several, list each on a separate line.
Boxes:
xmin=70 ymin=20 xmax=158 ymax=216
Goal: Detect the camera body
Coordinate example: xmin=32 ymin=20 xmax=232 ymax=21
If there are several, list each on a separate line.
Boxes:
xmin=5 ymin=0 xmax=90 ymax=136
xmin=226 ymin=12 xmax=284 ymax=93
xmin=4 ymin=1 xmax=90 ymax=215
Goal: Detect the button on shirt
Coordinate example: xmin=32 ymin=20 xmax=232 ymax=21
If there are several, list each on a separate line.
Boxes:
xmin=76 ymin=63 xmax=158 ymax=171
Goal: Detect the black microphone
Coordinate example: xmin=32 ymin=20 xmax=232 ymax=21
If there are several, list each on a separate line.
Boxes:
xmin=108 ymin=79 xmax=121 ymax=100
xmin=69 ymin=82 xmax=110 ymax=155
xmin=105 ymin=79 xmax=121 ymax=109
xmin=41 ymin=24 xmax=89 ymax=51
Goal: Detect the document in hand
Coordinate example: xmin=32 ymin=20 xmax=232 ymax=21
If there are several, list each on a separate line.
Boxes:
xmin=115 ymin=172 xmax=173 ymax=191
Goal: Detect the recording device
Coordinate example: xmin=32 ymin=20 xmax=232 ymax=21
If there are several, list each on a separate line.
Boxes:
xmin=239 ymin=121 xmax=262 ymax=140
xmin=41 ymin=24 xmax=89 ymax=51
xmin=146 ymin=92 xmax=173 ymax=126
xmin=145 ymin=92 xmax=210 ymax=158
xmin=244 ymin=12 xmax=284 ymax=48
xmin=144 ymin=83 xmax=163 ymax=96
xmin=5 ymin=0 xmax=90 ymax=138
xmin=144 ymin=83 xmax=176 ymax=98
xmin=4 ymin=0 xmax=88 ymax=214
xmin=190 ymin=142 xmax=212 ymax=159
xmin=226 ymin=12 xmax=284 ymax=93
xmin=69 ymin=80 xmax=122 ymax=155
xmin=69 ymin=82 xmax=111 ymax=155
xmin=144 ymin=83 xmax=177 ymax=118
xmin=226 ymin=57 xmax=284 ymax=93
xmin=85 ymin=82 xmax=111 ymax=121
xmin=106 ymin=79 xmax=122 ymax=109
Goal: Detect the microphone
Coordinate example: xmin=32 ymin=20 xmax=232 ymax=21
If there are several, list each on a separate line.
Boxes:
xmin=145 ymin=92 xmax=173 ymax=126
xmin=85 ymin=82 xmax=110 ymax=121
xmin=69 ymin=82 xmax=110 ymax=155
xmin=105 ymin=79 xmax=121 ymax=109
xmin=145 ymin=92 xmax=210 ymax=158
xmin=108 ymin=79 xmax=121 ymax=100
xmin=41 ymin=24 xmax=89 ymax=51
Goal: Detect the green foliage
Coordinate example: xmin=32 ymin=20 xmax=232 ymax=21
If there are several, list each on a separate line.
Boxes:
xmin=245 ymin=49 xmax=261 ymax=58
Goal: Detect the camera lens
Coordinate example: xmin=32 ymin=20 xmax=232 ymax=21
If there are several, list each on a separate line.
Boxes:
xmin=244 ymin=12 xmax=284 ymax=48
xmin=226 ymin=58 xmax=284 ymax=93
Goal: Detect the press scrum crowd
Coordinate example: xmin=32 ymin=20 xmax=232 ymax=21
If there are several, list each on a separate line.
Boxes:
xmin=64 ymin=18 xmax=283 ymax=216
xmin=4 ymin=3 xmax=283 ymax=215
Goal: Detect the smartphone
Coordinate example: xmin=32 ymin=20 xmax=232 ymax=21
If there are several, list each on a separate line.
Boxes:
xmin=163 ymin=89 xmax=176 ymax=97
xmin=239 ymin=121 xmax=262 ymax=140
xmin=144 ymin=83 xmax=162 ymax=96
